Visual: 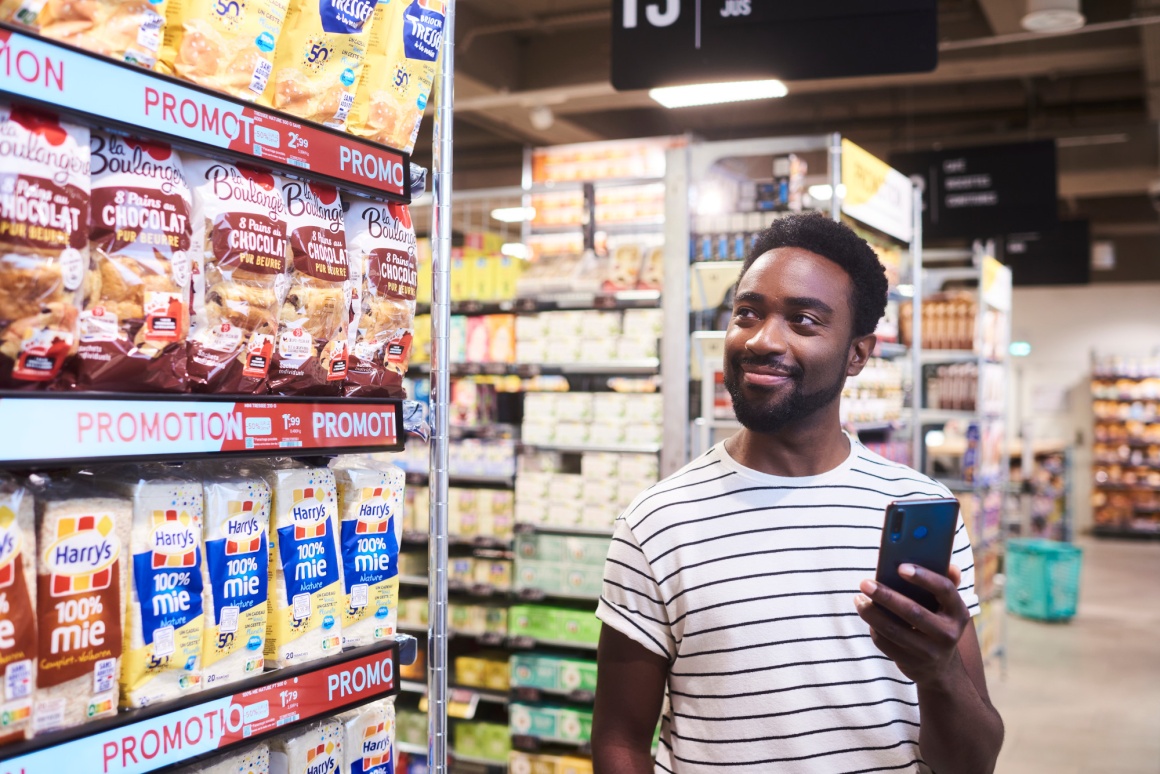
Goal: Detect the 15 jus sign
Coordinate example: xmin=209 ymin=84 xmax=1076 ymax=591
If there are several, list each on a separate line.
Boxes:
xmin=612 ymin=0 xmax=938 ymax=91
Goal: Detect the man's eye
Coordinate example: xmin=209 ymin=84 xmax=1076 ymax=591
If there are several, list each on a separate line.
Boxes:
xmin=734 ymin=307 xmax=757 ymax=318
xmin=791 ymin=314 xmax=818 ymax=326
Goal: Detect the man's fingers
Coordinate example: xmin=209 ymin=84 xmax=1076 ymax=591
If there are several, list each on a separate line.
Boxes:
xmin=854 ymin=594 xmax=926 ymax=652
xmin=859 ymin=578 xmax=944 ymax=636
xmin=947 ymin=564 xmax=962 ymax=587
xmin=898 ymin=564 xmax=968 ymax=617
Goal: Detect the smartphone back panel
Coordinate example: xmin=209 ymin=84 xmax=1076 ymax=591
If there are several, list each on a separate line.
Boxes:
xmin=876 ymin=498 xmax=960 ymax=611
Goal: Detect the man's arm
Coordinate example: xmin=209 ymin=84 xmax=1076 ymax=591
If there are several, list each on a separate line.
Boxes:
xmin=592 ymin=624 xmax=669 ymax=774
xmin=856 ymin=565 xmax=1004 ymax=774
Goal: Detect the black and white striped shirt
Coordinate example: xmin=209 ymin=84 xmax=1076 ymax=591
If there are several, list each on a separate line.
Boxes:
xmin=596 ymin=438 xmax=979 ymax=774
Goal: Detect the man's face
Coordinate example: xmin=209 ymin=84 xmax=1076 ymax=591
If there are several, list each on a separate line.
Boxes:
xmin=723 ymin=247 xmax=862 ymax=434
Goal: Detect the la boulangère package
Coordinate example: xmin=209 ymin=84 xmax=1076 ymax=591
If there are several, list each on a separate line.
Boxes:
xmin=265 ymin=466 xmax=343 ymax=668
xmin=0 ymin=475 xmax=36 ymax=744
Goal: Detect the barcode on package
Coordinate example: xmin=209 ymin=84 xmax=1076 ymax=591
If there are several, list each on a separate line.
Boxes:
xmin=249 ymin=59 xmax=273 ymax=94
xmin=94 ymin=657 xmax=117 ymax=694
xmin=5 ymin=659 xmax=30 ymax=701
xmin=332 ymin=93 xmax=355 ymax=124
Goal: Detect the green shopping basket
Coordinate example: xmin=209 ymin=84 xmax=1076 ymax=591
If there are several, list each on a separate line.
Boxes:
xmin=1005 ymin=538 xmax=1083 ymax=621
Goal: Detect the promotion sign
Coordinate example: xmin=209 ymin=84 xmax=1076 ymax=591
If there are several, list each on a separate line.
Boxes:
xmin=841 ymin=139 xmax=914 ymax=243
xmin=611 ymin=0 xmax=937 ymax=90
xmin=0 ymin=26 xmax=409 ymax=199
xmin=0 ymin=643 xmax=397 ymax=774
xmin=0 ymin=396 xmax=404 ymax=466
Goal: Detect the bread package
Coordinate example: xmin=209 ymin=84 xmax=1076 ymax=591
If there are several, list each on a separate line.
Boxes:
xmin=343 ymin=200 xmax=417 ymax=398
xmin=0 ymin=107 xmax=90 ymax=389
xmin=265 ymin=467 xmax=342 ymax=668
xmin=270 ymin=718 xmax=343 ymax=774
xmin=262 ymin=0 xmax=376 ymax=129
xmin=115 ymin=476 xmax=204 ymax=708
xmin=347 ymin=0 xmax=445 ymax=153
xmin=269 ymin=180 xmax=350 ymax=395
xmin=339 ymin=699 xmax=395 ymax=774
xmin=32 ymin=0 xmax=167 ymax=68
xmin=201 ymin=476 xmax=269 ymax=689
xmin=72 ymin=132 xmax=193 ymax=392
xmin=199 ymin=741 xmax=270 ymax=774
xmin=158 ymin=0 xmax=289 ymax=101
xmin=0 ymin=475 xmax=36 ymax=745
xmin=186 ymin=159 xmax=289 ymax=394
xmin=34 ymin=492 xmax=131 ymax=733
xmin=335 ymin=461 xmax=402 ymax=649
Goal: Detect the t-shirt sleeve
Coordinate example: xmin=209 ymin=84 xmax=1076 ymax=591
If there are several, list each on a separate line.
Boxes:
xmin=951 ymin=512 xmax=981 ymax=617
xmin=596 ymin=515 xmax=675 ymax=661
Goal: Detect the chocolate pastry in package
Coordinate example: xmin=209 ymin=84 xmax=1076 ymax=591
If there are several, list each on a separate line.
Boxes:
xmin=0 ymin=107 xmax=89 ymax=389
xmin=268 ymin=180 xmax=350 ymax=395
xmin=185 ymin=159 xmax=289 ymax=394
xmin=343 ymin=199 xmax=417 ymax=398
xmin=71 ymin=132 xmax=192 ymax=392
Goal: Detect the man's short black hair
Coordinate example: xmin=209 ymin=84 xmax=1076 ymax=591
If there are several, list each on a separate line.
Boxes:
xmin=740 ymin=212 xmax=889 ymax=339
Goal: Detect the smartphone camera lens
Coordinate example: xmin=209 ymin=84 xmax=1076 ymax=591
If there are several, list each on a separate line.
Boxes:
xmin=913 ymin=525 xmax=928 ymax=540
xmin=889 ymin=510 xmax=904 ymax=542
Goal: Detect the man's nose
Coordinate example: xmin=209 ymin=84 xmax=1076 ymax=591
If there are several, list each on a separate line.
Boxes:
xmin=745 ymin=317 xmax=789 ymax=357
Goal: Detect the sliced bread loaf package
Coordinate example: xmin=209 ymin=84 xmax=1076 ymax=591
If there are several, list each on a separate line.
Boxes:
xmin=202 ymin=476 xmax=269 ymax=689
xmin=0 ymin=475 xmax=36 ymax=745
xmin=265 ymin=466 xmax=342 ymax=668
xmin=114 ymin=475 xmax=204 ymax=708
xmin=34 ymin=489 xmax=131 ymax=733
xmin=335 ymin=461 xmax=402 ymax=649
xmin=271 ymin=717 xmax=344 ymax=774
xmin=199 ymin=741 xmax=270 ymax=774
xmin=339 ymin=699 xmax=395 ymax=774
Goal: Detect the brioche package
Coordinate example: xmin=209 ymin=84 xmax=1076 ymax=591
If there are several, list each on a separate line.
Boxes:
xmin=34 ymin=486 xmax=131 ymax=733
xmin=348 ymin=0 xmax=445 ymax=153
xmin=265 ymin=466 xmax=342 ymax=668
xmin=0 ymin=107 xmax=90 ymax=389
xmin=186 ymin=159 xmax=289 ymax=394
xmin=335 ymin=461 xmax=403 ymax=649
xmin=30 ymin=0 xmax=168 ymax=68
xmin=269 ymin=180 xmax=350 ymax=395
xmin=0 ymin=476 xmax=36 ymax=745
xmin=270 ymin=717 xmax=343 ymax=774
xmin=201 ymin=476 xmax=269 ymax=689
xmin=344 ymin=200 xmax=417 ymax=398
xmin=73 ymin=132 xmax=193 ymax=392
xmin=158 ymin=0 xmax=290 ymax=101
xmin=199 ymin=742 xmax=270 ymax=774
xmin=339 ymin=699 xmax=395 ymax=774
xmin=262 ymin=0 xmax=376 ymax=129
xmin=114 ymin=475 xmax=204 ymax=708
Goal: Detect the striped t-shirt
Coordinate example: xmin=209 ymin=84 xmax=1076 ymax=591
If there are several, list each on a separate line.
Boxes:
xmin=596 ymin=437 xmax=979 ymax=774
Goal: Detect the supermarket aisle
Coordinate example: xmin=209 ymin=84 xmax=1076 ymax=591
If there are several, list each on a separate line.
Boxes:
xmin=987 ymin=538 xmax=1160 ymax=774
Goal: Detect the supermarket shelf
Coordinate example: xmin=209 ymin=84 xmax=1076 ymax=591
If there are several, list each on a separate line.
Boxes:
xmin=402 ymin=680 xmax=509 ymax=706
xmin=407 ymin=471 xmax=517 ymax=489
xmin=849 ymin=420 xmax=908 ymax=434
xmin=875 ymin=342 xmax=909 ymax=359
xmin=0 ymin=636 xmax=415 ymax=771
xmin=1092 ymin=525 xmax=1160 ymax=540
xmin=507 ymin=636 xmax=599 ymax=652
xmin=398 ymin=626 xmax=599 ymax=653
xmin=0 ymin=24 xmax=410 ymax=202
xmin=515 ymin=523 xmax=615 ymax=538
xmin=399 ymin=741 xmax=428 ymax=757
xmin=401 ymin=575 xmax=431 ymax=587
xmin=0 ymin=392 xmax=405 ymax=468
xmin=452 ymin=752 xmax=510 ymax=768
xmin=920 ymin=409 xmax=995 ymax=424
xmin=520 ymin=443 xmax=662 ymax=455
xmin=413 ymin=360 xmax=661 ymax=377
xmin=1093 ymin=482 xmax=1160 ymax=492
xmin=530 ymin=221 xmax=665 ymax=235
xmin=402 ymin=680 xmax=428 ymax=695
xmin=926 ymin=266 xmax=983 ymax=283
xmin=416 ymin=290 xmax=661 ymax=317
xmin=920 ymin=350 xmax=1002 ymax=364
xmin=515 ymin=587 xmax=601 ymax=604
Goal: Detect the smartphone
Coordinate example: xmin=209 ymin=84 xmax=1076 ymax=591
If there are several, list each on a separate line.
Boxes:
xmin=875 ymin=498 xmax=960 ymax=612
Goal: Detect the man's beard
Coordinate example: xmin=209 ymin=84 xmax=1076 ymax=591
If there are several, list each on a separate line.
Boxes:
xmin=723 ymin=354 xmax=847 ymax=434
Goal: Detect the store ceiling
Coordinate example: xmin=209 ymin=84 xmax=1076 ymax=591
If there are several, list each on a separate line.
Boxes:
xmin=415 ymin=0 xmax=1160 ymax=282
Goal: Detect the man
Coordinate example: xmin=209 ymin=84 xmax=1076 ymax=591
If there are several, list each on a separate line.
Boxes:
xmin=591 ymin=213 xmax=1003 ymax=773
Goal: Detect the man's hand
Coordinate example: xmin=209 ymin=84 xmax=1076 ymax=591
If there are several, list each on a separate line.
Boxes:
xmin=853 ymin=564 xmax=969 ymax=686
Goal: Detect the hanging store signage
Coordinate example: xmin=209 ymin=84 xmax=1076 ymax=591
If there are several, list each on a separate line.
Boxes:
xmin=890 ymin=140 xmax=1058 ymax=240
xmin=841 ymin=139 xmax=914 ymax=243
xmin=611 ymin=0 xmax=937 ymax=90
xmin=1003 ymin=220 xmax=1091 ymax=287
xmin=0 ymin=396 xmax=403 ymax=466
xmin=0 ymin=26 xmax=409 ymax=199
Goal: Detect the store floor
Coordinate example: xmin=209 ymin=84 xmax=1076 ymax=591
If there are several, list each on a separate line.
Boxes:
xmin=986 ymin=537 xmax=1160 ymax=773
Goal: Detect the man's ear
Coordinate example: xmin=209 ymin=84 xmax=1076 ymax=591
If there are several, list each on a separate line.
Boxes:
xmin=847 ymin=333 xmax=876 ymax=377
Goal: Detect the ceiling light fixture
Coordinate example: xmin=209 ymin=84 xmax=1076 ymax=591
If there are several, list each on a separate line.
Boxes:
xmin=649 ymin=79 xmax=788 ymax=109
xmin=1021 ymin=0 xmax=1085 ymax=33
xmin=490 ymin=206 xmax=537 ymax=223
xmin=501 ymin=243 xmax=530 ymax=259
xmin=807 ymin=184 xmax=847 ymax=201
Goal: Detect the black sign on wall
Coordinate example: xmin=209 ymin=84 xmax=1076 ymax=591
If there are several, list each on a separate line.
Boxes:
xmin=1003 ymin=221 xmax=1091 ymax=287
xmin=611 ymin=1 xmax=938 ymax=91
xmin=890 ymin=141 xmax=1059 ymax=241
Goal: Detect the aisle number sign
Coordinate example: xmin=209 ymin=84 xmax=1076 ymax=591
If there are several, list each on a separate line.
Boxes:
xmin=0 ymin=26 xmax=408 ymax=198
xmin=841 ymin=139 xmax=914 ymax=243
xmin=0 ymin=646 xmax=396 ymax=774
xmin=0 ymin=397 xmax=403 ymax=465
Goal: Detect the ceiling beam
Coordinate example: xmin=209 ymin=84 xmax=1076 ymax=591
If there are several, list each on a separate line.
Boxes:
xmin=453 ymin=71 xmax=604 ymax=145
xmin=976 ymin=0 xmax=1027 ymax=35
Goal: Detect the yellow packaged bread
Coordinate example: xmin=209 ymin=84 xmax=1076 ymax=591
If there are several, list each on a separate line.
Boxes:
xmin=0 ymin=0 xmax=166 ymax=68
xmin=347 ymin=0 xmax=445 ymax=153
xmin=261 ymin=0 xmax=377 ymax=129
xmin=158 ymin=0 xmax=290 ymax=101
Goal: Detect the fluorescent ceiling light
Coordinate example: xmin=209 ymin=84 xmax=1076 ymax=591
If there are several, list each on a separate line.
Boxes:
xmin=649 ymin=79 xmax=788 ymax=109
xmin=1022 ymin=0 xmax=1084 ymax=33
xmin=895 ymin=284 xmax=915 ymax=298
xmin=807 ymin=184 xmax=847 ymax=201
xmin=501 ymin=243 xmax=530 ymax=259
xmin=925 ymin=430 xmax=946 ymax=448
xmin=1009 ymin=341 xmax=1033 ymax=357
xmin=491 ymin=206 xmax=536 ymax=223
